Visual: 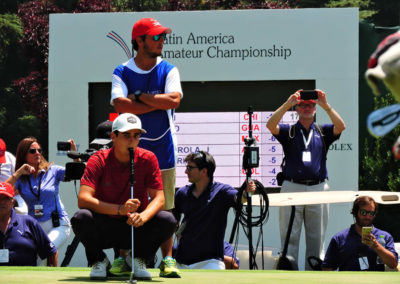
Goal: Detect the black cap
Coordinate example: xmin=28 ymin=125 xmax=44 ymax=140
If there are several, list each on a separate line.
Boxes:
xmin=96 ymin=120 xmax=112 ymax=139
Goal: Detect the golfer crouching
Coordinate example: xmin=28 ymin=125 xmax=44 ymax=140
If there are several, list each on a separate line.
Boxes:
xmin=71 ymin=113 xmax=176 ymax=280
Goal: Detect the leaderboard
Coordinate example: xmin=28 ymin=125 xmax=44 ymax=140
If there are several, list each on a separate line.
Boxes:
xmin=174 ymin=111 xmax=297 ymax=188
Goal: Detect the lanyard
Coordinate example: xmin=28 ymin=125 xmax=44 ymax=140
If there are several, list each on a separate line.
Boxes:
xmin=300 ymin=129 xmax=313 ymax=150
xmin=28 ymin=173 xmax=43 ymax=202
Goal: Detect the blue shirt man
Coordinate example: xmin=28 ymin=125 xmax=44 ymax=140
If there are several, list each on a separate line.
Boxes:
xmin=266 ymin=89 xmax=346 ymax=270
xmin=0 ymin=182 xmax=57 ymax=266
xmin=173 ymin=151 xmax=255 ymax=269
xmin=174 ymin=181 xmax=237 ymax=266
xmin=323 ymin=196 xmax=398 ymax=271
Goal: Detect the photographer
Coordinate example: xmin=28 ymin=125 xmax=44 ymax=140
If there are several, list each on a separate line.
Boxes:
xmin=173 ymin=151 xmax=255 ymax=269
xmin=266 ymin=89 xmax=345 ymax=270
xmin=6 ymin=137 xmax=77 ymax=265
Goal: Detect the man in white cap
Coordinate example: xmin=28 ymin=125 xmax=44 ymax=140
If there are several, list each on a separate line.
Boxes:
xmin=71 ymin=113 xmax=176 ymax=280
xmin=110 ymin=17 xmax=182 ymax=278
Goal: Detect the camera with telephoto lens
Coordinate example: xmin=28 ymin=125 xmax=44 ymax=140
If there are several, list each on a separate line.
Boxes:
xmin=63 ymin=120 xmax=113 ymax=181
xmin=51 ymin=210 xmax=60 ymax=227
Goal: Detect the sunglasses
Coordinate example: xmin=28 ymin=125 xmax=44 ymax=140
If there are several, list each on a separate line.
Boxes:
xmin=152 ymin=33 xmax=166 ymax=41
xmin=186 ymin=165 xmax=199 ymax=172
xmin=29 ymin=148 xmax=42 ymax=154
xmin=359 ymin=209 xmax=376 ymax=217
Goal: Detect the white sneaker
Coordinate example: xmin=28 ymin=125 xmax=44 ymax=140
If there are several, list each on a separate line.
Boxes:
xmin=90 ymin=256 xmax=110 ymax=280
xmin=134 ymin=257 xmax=152 ymax=280
xmin=126 ymin=253 xmax=152 ymax=280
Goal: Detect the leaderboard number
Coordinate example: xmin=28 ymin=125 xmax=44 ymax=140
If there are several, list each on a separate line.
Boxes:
xmin=269 ymin=178 xmax=277 ymax=186
xmin=269 ymin=168 xmax=279 ymax=175
xmin=269 ymin=145 xmax=276 ymax=153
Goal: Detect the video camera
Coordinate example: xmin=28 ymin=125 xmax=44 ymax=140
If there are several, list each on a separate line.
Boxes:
xmin=59 ymin=120 xmax=113 ymax=181
xmin=242 ymin=106 xmax=259 ymax=170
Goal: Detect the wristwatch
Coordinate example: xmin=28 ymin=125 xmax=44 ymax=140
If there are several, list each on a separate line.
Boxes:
xmin=134 ymin=90 xmax=142 ymax=102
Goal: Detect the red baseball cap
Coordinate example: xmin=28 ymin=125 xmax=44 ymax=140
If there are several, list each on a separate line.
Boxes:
xmin=0 ymin=182 xmax=14 ymax=198
xmin=0 ymin=139 xmax=6 ymax=163
xmin=131 ymin=18 xmax=172 ymax=40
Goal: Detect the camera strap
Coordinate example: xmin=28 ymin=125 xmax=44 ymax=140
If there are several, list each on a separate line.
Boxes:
xmin=28 ymin=173 xmax=43 ymax=202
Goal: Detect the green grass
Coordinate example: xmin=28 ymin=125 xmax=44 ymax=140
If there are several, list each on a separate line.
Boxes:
xmin=0 ymin=267 xmax=399 ymax=284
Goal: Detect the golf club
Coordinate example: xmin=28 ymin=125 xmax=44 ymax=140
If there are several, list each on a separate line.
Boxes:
xmin=127 ymin=147 xmax=137 ymax=284
xmin=367 ymin=104 xmax=400 ymax=137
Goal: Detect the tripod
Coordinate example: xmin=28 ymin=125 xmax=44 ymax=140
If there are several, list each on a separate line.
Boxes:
xmin=229 ymin=106 xmax=260 ymax=270
xmin=61 ymin=236 xmax=80 ymax=267
xmin=61 ymin=179 xmax=81 ymax=267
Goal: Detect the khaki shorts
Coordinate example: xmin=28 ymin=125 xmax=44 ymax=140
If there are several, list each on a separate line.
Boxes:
xmin=161 ymin=168 xmax=176 ymax=210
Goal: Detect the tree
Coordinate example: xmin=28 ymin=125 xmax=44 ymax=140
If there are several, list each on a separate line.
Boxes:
xmin=370 ymin=0 xmax=400 ymax=26
xmin=0 ymin=14 xmax=26 ymax=86
xmin=112 ymin=0 xmax=168 ymax=11
xmin=0 ymin=0 xmax=30 ymax=14
xmin=162 ymin=0 xmax=295 ymax=10
xmin=322 ymin=0 xmax=399 ymax=26
xmin=11 ymin=0 xmax=112 ymax=151
xmin=325 ymin=0 xmax=377 ymax=20
xmin=0 ymin=13 xmax=36 ymax=153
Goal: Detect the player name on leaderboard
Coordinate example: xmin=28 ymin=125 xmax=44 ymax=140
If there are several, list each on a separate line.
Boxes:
xmin=174 ymin=111 xmax=297 ymax=188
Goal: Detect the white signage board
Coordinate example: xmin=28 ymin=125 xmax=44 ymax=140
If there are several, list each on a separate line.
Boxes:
xmin=48 ymin=8 xmax=358 ymax=269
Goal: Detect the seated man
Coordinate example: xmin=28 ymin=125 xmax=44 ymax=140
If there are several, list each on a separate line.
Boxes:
xmin=0 ymin=182 xmax=57 ymax=266
xmin=322 ymin=196 xmax=398 ymax=271
xmin=173 ymin=151 xmax=255 ymax=269
xmin=71 ymin=113 xmax=176 ymax=280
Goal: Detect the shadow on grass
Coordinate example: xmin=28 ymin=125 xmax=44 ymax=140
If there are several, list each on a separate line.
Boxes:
xmin=58 ymin=276 xmax=163 ymax=283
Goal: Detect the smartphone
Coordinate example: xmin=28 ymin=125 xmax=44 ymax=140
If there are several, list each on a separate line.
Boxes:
xmin=57 ymin=141 xmax=71 ymax=151
xmin=362 ymin=226 xmax=372 ymax=243
xmin=300 ymin=90 xmax=318 ymax=100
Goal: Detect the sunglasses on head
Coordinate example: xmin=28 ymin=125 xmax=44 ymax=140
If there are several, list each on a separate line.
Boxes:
xmin=29 ymin=148 xmax=42 ymax=154
xmin=152 ymin=33 xmax=166 ymax=41
xmin=194 ymin=151 xmax=206 ymax=161
xmin=359 ymin=209 xmax=376 ymax=217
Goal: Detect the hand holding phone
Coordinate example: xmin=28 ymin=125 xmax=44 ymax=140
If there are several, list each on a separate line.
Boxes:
xmin=300 ymin=90 xmax=318 ymax=101
xmin=362 ymin=226 xmax=372 ymax=244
